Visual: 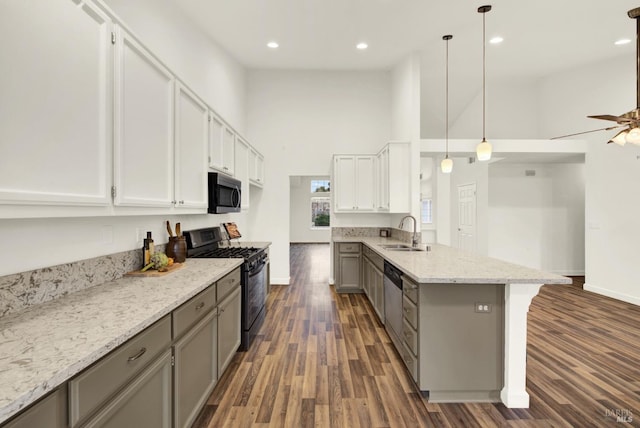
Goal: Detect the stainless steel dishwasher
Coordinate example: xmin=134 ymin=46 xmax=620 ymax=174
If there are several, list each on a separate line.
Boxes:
xmin=383 ymin=261 xmax=403 ymax=350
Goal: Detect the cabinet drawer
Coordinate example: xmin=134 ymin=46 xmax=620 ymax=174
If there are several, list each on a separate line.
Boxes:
xmin=403 ymin=295 xmax=418 ymax=330
xmin=402 ymin=278 xmax=418 ymax=304
xmin=401 ymin=341 xmax=418 ymax=383
xmin=173 ymin=286 xmax=216 ymax=339
xmin=69 ymin=316 xmax=171 ymax=427
xmin=337 ymin=243 xmax=360 ymax=253
xmin=402 ymin=318 xmax=418 ymax=356
xmin=217 ymin=268 xmax=241 ymax=302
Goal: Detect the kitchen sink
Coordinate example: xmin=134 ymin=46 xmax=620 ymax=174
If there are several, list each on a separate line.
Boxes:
xmin=379 ymin=244 xmax=426 ymax=252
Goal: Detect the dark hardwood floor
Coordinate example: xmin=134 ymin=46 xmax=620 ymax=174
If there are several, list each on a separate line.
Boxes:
xmin=194 ymin=243 xmax=640 ymax=427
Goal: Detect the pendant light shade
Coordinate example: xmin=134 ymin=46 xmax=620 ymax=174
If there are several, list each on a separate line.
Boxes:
xmin=441 ymin=157 xmax=453 ymax=173
xmin=477 ymin=138 xmax=492 ymax=161
xmin=609 ymin=130 xmax=628 ymax=146
xmin=477 ymin=5 xmax=492 ymax=161
xmin=441 ymin=34 xmax=453 ymax=174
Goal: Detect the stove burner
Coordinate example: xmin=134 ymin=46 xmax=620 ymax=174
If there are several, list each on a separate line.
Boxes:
xmin=192 ymin=247 xmax=259 ymax=259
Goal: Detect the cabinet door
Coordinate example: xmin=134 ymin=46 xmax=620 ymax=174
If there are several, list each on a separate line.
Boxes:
xmin=355 ymin=156 xmax=375 ymax=211
xmin=4 ymin=387 xmax=66 ymax=428
xmin=333 ymin=156 xmax=356 ymax=212
xmin=338 ymin=254 xmax=361 ymax=290
xmin=377 ymin=148 xmax=389 ymax=211
xmin=218 ymin=286 xmax=241 ymax=375
xmin=174 ymin=310 xmax=218 ymax=428
xmin=373 ymin=264 xmax=384 ymax=321
xmin=362 ymin=257 xmax=372 ymax=299
xmin=208 ymin=112 xmax=224 ymax=171
xmin=113 ymin=25 xmax=174 ymax=207
xmin=249 ymin=148 xmax=264 ymax=187
xmin=175 ymin=82 xmax=208 ymax=209
xmin=235 ymin=137 xmax=250 ymax=210
xmin=0 ymin=1 xmax=111 ymax=207
xmin=83 ymin=350 xmax=172 ymax=428
xmin=222 ymin=127 xmax=236 ymax=176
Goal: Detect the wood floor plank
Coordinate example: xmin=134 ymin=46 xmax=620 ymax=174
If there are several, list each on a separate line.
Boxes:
xmin=195 ymin=243 xmax=640 ymax=427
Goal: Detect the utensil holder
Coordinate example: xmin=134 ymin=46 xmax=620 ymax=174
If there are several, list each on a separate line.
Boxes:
xmin=166 ymin=236 xmax=186 ymax=263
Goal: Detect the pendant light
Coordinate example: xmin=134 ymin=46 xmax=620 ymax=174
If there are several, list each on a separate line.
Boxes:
xmin=476 ymin=5 xmax=492 ymax=161
xmin=441 ymin=35 xmax=453 ymax=174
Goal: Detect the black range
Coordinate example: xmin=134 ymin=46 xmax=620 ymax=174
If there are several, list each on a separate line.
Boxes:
xmin=184 ymin=226 xmax=268 ymax=351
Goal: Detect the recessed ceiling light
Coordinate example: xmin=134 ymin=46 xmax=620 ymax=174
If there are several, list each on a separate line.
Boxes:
xmin=489 ymin=36 xmax=503 ymax=44
xmin=615 ymin=38 xmax=631 ymax=45
xmin=356 ymin=42 xmax=368 ymax=50
xmin=267 ymin=41 xmax=279 ymax=49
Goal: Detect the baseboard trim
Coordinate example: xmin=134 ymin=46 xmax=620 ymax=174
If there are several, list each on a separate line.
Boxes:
xmin=271 ymin=277 xmax=290 ymax=286
xmin=584 ymin=283 xmax=640 ymax=306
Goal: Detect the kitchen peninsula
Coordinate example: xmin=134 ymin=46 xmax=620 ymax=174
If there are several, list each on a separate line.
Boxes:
xmin=333 ymin=234 xmax=571 ymax=408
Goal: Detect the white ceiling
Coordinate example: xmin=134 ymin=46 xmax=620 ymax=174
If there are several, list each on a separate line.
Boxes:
xmin=169 ymin=0 xmax=639 ymax=78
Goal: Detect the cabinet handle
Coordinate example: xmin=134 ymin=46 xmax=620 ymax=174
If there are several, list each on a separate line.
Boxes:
xmin=403 ymin=307 xmax=410 ymax=313
xmin=195 ymin=302 xmax=205 ymax=311
xmin=171 ymin=200 xmax=177 ymax=204
xmin=179 ymin=200 xmax=185 ymax=205
xmin=127 ymin=347 xmax=147 ymax=362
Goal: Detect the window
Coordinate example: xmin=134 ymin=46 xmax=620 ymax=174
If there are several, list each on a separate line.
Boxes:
xmin=311 ymin=179 xmax=330 ymax=193
xmin=421 ymin=198 xmax=433 ymax=224
xmin=311 ymin=197 xmax=330 ymax=228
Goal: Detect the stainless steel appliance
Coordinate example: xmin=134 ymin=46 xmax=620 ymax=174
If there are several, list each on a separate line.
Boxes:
xmin=184 ymin=226 xmax=268 ymax=351
xmin=383 ymin=261 xmax=403 ymax=350
xmin=208 ymin=172 xmax=241 ymax=214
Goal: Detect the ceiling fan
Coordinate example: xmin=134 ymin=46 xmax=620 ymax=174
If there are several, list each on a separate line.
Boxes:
xmin=553 ymin=7 xmax=640 ymax=146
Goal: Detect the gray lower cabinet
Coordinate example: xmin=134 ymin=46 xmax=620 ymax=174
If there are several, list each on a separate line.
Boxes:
xmin=174 ymin=310 xmax=218 ymax=428
xmin=334 ymin=243 xmax=361 ymax=292
xmin=82 ymin=350 xmax=173 ymax=428
xmin=3 ymin=387 xmax=67 ymax=428
xmin=401 ymin=277 xmax=419 ymax=383
xmin=217 ymin=286 xmax=241 ymax=375
xmin=362 ymin=246 xmax=384 ymax=321
xmin=69 ymin=316 xmax=172 ymax=427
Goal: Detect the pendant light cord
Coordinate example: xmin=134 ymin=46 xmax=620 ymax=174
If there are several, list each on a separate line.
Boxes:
xmin=482 ymin=9 xmax=486 ymax=141
xmin=446 ymin=37 xmax=449 ymax=158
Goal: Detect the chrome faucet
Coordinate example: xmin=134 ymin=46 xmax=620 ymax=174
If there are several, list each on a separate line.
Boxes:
xmin=399 ymin=215 xmax=420 ymax=247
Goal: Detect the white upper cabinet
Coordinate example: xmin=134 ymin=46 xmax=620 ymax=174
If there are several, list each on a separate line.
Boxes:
xmin=249 ymin=148 xmax=264 ymax=187
xmin=174 ymin=82 xmax=208 ymax=209
xmin=333 ymin=155 xmax=376 ymax=212
xmin=380 ymin=142 xmax=410 ymax=213
xmin=208 ymin=114 xmax=235 ymax=176
xmin=113 ymin=25 xmax=175 ymax=208
xmin=234 ymin=137 xmax=250 ymax=210
xmin=0 ymin=1 xmax=112 ymax=208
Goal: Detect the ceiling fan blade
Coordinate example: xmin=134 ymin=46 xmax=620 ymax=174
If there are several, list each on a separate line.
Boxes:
xmin=551 ymin=125 xmax=624 ymax=140
xmin=587 ymin=114 xmax=631 ymax=122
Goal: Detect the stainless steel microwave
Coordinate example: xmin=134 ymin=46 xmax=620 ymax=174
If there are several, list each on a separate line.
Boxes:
xmin=208 ymin=172 xmax=241 ymax=214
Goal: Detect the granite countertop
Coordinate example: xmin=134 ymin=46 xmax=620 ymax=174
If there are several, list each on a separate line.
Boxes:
xmin=333 ymin=236 xmax=571 ymax=285
xmin=0 ymin=258 xmax=243 ymax=424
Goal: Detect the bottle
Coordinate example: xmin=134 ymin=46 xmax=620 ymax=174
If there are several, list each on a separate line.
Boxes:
xmin=143 ymin=231 xmax=154 ymax=266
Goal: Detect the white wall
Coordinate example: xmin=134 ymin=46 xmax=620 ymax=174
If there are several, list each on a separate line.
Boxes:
xmin=538 ymin=54 xmax=640 ymax=304
xmin=290 ymin=176 xmax=331 ymax=243
xmin=0 ymin=0 xmax=249 ymax=277
xmin=246 ymin=70 xmax=392 ymax=284
xmin=488 ymin=163 xmax=585 ymax=275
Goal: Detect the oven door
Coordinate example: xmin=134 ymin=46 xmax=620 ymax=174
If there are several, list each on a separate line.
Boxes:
xmin=245 ymin=256 xmax=268 ymax=329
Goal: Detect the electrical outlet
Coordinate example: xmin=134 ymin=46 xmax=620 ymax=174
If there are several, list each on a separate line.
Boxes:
xmin=475 ymin=303 xmax=492 ymax=313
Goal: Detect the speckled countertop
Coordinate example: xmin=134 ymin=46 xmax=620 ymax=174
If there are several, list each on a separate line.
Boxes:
xmin=0 ymin=258 xmax=243 ymax=424
xmin=333 ymin=236 xmax=571 ymax=285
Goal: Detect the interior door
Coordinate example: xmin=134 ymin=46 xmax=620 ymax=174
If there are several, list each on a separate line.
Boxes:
xmin=457 ymin=183 xmax=477 ymax=252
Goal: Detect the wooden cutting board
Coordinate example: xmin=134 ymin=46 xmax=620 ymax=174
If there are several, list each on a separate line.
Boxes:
xmin=125 ymin=263 xmax=184 ymax=277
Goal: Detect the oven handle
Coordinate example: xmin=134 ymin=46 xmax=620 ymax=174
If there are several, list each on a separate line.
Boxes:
xmin=248 ymin=258 xmax=268 ymax=277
